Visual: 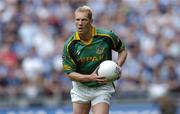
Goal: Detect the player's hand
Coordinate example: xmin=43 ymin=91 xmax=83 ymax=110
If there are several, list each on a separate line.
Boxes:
xmin=116 ymin=66 xmax=122 ymax=80
xmin=90 ymin=73 xmax=107 ymax=84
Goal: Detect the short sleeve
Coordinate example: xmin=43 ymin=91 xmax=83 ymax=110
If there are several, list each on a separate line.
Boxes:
xmin=109 ymin=31 xmax=126 ymax=52
xmin=62 ymin=45 xmax=76 ymax=74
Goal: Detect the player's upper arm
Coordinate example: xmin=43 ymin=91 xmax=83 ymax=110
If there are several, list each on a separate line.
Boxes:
xmin=109 ymin=31 xmax=126 ymax=52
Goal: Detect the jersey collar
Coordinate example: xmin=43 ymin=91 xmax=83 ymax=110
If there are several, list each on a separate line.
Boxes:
xmin=74 ymin=26 xmax=97 ymax=40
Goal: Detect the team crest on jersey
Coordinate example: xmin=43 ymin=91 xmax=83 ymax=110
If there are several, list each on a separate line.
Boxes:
xmin=96 ymin=46 xmax=105 ymax=54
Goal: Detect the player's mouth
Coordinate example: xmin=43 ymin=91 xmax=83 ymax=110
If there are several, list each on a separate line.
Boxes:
xmin=78 ymin=27 xmax=83 ymax=32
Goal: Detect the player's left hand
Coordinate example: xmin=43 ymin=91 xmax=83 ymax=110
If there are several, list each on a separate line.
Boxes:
xmin=116 ymin=66 xmax=122 ymax=80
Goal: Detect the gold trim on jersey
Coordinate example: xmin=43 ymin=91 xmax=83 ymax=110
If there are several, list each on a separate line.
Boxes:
xmin=75 ymin=32 xmax=80 ymax=40
xmin=74 ymin=26 xmax=97 ymax=45
xmin=92 ymin=26 xmax=97 ymax=36
xmin=63 ymin=64 xmax=72 ymax=70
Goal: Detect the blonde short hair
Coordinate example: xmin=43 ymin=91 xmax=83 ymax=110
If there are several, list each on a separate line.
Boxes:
xmin=75 ymin=5 xmax=92 ymax=20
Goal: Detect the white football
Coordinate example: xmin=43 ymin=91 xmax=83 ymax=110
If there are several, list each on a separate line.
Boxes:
xmin=96 ymin=60 xmax=121 ymax=82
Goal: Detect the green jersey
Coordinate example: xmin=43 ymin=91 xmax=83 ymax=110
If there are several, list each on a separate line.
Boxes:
xmin=62 ymin=27 xmax=125 ymax=87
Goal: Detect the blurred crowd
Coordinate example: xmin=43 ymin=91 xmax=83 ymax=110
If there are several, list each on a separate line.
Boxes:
xmin=0 ymin=0 xmax=179 ymax=107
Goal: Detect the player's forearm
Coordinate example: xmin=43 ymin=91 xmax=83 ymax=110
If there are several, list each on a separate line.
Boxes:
xmin=117 ymin=49 xmax=128 ymax=67
xmin=67 ymin=72 xmax=91 ymax=82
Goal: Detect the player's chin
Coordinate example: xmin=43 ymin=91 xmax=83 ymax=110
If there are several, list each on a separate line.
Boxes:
xmin=78 ymin=32 xmax=83 ymax=35
xmin=77 ymin=30 xmax=83 ymax=34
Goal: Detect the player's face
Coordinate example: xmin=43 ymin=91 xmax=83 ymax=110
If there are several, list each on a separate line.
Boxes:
xmin=75 ymin=11 xmax=92 ymax=35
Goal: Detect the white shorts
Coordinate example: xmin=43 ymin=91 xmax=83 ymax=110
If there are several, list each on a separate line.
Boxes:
xmin=70 ymin=81 xmax=115 ymax=106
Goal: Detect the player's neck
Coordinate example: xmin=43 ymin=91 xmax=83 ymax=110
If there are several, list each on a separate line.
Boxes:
xmin=79 ymin=27 xmax=92 ymax=42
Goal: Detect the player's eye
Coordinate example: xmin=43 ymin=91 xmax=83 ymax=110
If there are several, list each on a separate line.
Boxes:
xmin=82 ymin=19 xmax=86 ymax=21
xmin=76 ymin=18 xmax=80 ymax=21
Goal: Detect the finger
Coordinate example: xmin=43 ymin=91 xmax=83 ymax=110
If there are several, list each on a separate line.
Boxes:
xmin=97 ymin=80 xmax=107 ymax=84
xmin=97 ymin=76 xmax=106 ymax=79
xmin=96 ymin=78 xmax=108 ymax=83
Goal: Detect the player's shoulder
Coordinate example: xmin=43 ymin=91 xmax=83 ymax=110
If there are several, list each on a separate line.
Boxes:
xmin=64 ymin=34 xmax=75 ymax=47
xmin=96 ymin=28 xmax=115 ymax=36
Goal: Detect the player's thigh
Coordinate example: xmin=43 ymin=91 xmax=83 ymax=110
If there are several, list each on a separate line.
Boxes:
xmin=73 ymin=102 xmax=91 ymax=114
xmin=92 ymin=102 xmax=109 ymax=114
